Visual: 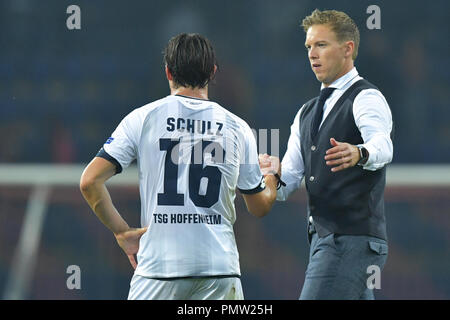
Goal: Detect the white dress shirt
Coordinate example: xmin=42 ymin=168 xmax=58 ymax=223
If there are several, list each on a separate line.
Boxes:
xmin=277 ymin=67 xmax=393 ymax=201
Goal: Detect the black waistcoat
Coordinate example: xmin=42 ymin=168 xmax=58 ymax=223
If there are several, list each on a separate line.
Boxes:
xmin=299 ymin=79 xmax=388 ymax=240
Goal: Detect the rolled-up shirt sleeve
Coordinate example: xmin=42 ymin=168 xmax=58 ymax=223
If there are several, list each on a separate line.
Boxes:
xmin=353 ymin=89 xmax=394 ymax=171
xmin=277 ymin=107 xmax=305 ymax=201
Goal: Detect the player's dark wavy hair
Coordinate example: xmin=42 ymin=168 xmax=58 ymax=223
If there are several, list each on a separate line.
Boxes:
xmin=163 ymin=33 xmax=217 ymax=89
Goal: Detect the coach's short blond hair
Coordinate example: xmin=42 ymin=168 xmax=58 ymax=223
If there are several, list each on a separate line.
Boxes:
xmin=302 ymin=9 xmax=360 ymax=60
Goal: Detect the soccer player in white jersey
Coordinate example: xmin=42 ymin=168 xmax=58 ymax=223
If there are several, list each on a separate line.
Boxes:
xmin=80 ymin=33 xmax=280 ymax=300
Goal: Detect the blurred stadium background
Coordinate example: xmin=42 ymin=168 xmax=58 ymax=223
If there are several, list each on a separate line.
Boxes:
xmin=0 ymin=0 xmax=449 ymax=299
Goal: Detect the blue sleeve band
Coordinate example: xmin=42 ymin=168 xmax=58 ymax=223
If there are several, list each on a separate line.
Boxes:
xmin=96 ymin=148 xmax=123 ymax=174
xmin=238 ymin=176 xmax=266 ymax=194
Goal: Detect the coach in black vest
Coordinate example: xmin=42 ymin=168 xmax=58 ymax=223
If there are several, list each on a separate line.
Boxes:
xmin=259 ymin=9 xmax=393 ymax=299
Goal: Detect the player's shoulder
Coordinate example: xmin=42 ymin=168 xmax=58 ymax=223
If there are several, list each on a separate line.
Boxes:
xmin=211 ymin=101 xmax=253 ymax=132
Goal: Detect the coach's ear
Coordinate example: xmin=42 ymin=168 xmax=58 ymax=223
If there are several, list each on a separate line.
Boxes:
xmin=165 ymin=65 xmax=173 ymax=81
xmin=344 ymin=40 xmax=354 ymax=59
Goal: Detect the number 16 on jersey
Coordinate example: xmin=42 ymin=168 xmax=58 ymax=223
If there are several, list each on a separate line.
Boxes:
xmin=158 ymin=138 xmax=226 ymax=208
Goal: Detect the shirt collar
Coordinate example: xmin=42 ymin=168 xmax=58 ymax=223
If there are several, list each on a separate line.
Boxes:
xmin=320 ymin=67 xmax=359 ymax=91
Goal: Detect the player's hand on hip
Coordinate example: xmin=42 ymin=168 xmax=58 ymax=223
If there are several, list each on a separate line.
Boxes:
xmin=114 ymin=227 xmax=148 ymax=269
xmin=258 ymin=153 xmax=281 ymax=176
xmin=324 ymin=138 xmax=360 ymax=172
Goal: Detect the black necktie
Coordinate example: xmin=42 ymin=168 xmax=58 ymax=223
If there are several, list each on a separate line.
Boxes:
xmin=311 ymin=87 xmax=336 ymax=139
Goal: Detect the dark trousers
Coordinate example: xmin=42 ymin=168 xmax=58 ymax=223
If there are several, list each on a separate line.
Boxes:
xmin=300 ymin=224 xmax=388 ymax=300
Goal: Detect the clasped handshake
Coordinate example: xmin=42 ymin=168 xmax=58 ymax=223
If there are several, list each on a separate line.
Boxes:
xmin=258 ymin=153 xmax=281 ymax=177
xmin=258 ymin=137 xmax=362 ymax=181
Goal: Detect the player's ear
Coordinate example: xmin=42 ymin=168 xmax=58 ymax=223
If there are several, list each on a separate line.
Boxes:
xmin=209 ymin=64 xmax=218 ymax=81
xmin=165 ymin=65 xmax=173 ymax=81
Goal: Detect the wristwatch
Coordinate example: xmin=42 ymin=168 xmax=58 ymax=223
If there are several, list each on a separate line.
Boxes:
xmin=357 ymin=146 xmax=369 ymax=166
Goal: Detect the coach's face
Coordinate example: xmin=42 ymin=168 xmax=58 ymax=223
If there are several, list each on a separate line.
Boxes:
xmin=305 ymin=24 xmax=353 ymax=86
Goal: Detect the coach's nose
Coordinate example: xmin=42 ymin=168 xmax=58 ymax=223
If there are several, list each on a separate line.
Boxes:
xmin=309 ymin=47 xmax=318 ymax=61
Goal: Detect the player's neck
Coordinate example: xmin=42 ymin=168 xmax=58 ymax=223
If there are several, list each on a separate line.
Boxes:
xmin=171 ymin=86 xmax=209 ymax=100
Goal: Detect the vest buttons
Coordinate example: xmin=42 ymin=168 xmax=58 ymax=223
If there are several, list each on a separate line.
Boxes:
xmin=309 ymin=176 xmax=315 ymax=182
xmin=311 ymin=145 xmax=316 ymax=151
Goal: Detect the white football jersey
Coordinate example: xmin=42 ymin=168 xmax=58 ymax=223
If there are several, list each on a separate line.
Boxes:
xmin=102 ymin=94 xmax=264 ymax=278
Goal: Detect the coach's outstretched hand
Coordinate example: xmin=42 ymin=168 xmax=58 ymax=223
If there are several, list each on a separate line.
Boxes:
xmin=114 ymin=227 xmax=148 ymax=269
xmin=324 ymin=138 xmax=360 ymax=172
